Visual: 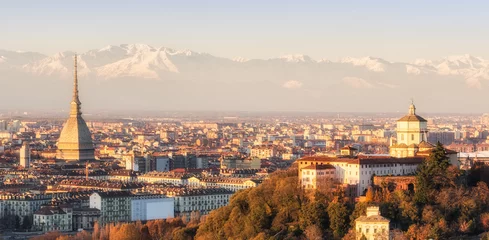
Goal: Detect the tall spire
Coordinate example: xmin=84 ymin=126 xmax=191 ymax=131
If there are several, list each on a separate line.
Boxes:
xmin=70 ymin=54 xmax=81 ymax=116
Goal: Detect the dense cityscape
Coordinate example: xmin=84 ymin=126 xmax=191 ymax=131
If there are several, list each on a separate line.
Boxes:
xmin=0 ymin=55 xmax=488 ymax=239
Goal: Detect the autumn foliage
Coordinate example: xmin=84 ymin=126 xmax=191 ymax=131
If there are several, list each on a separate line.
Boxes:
xmin=32 ymin=143 xmax=489 ymax=239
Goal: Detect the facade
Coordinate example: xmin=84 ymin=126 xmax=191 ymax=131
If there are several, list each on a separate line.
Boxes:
xmin=56 ymin=55 xmax=95 ymax=162
xmin=390 ymin=103 xmax=429 ymax=157
xmin=355 ymin=206 xmax=390 ymax=240
xmin=297 ymin=156 xmax=421 ymax=197
xmin=220 ymin=156 xmax=260 ymax=169
xmin=300 ymin=164 xmax=336 ymax=189
xmin=72 ymin=208 xmax=101 ymax=230
xmin=131 ymin=195 xmax=174 ymax=221
xmin=250 ymin=146 xmax=277 ymax=159
xmin=155 ymin=156 xmax=171 ymax=171
xmin=90 ymin=192 xmax=174 ymax=225
xmin=168 ymin=189 xmax=232 ymax=218
xmin=33 ymin=205 xmax=73 ymax=232
xmin=187 ymin=177 xmax=261 ymax=192
xmin=90 ymin=192 xmax=132 ymax=225
xmin=19 ymin=142 xmax=30 ymax=169
xmin=0 ymin=193 xmax=52 ymax=218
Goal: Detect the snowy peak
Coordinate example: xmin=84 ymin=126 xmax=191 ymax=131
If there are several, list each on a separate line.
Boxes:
xmin=0 ymin=50 xmax=46 ymax=66
xmin=120 ymin=43 xmax=156 ymax=55
xmin=5 ymin=44 xmax=489 ymax=90
xmin=341 ymin=56 xmax=390 ymax=72
xmin=23 ymin=51 xmax=92 ymax=76
xmin=276 ymin=54 xmax=315 ymax=63
xmin=96 ymin=47 xmax=179 ymax=79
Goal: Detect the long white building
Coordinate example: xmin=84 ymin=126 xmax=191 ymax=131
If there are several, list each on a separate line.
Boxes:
xmin=89 ymin=192 xmax=174 ymax=225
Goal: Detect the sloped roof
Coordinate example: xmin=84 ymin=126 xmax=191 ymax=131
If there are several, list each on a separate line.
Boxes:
xmin=355 ymin=215 xmax=390 ymax=223
xmin=397 ymin=114 xmax=427 ymax=122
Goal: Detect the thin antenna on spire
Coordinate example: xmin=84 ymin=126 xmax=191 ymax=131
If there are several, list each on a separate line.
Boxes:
xmin=70 ymin=53 xmax=82 ymax=116
xmin=73 ymin=53 xmax=79 ymax=103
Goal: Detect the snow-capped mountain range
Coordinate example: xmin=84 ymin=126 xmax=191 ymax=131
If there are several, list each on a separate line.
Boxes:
xmin=1 ymin=44 xmax=489 ymax=112
xmin=1 ymin=44 xmax=487 ymax=86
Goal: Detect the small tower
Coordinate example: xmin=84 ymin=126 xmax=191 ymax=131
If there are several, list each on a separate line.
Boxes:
xmin=20 ymin=142 xmax=30 ymax=169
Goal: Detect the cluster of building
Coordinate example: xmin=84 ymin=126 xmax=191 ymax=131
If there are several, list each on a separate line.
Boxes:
xmin=0 ymin=55 xmax=487 ymax=239
xmin=297 ymin=103 xmax=458 ymax=198
xmin=0 ymin=57 xmax=271 ymax=234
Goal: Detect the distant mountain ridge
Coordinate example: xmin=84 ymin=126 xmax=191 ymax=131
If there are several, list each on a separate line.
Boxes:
xmin=0 ymin=44 xmax=488 ymax=87
xmin=0 ymin=44 xmax=488 ymax=112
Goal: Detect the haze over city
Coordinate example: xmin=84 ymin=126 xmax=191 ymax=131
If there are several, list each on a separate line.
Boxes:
xmin=3 ymin=1 xmax=489 ymax=113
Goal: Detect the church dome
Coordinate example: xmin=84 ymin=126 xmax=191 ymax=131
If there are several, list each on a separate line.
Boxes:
xmin=397 ymin=143 xmax=408 ymax=148
xmin=397 ymin=103 xmax=427 ymax=122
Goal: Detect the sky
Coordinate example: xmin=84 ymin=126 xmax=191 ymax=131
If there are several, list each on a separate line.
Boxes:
xmin=3 ymin=0 xmax=489 ymax=62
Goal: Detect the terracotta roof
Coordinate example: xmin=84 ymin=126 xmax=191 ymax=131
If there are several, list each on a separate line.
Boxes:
xmin=397 ymin=114 xmax=427 ymax=122
xmin=302 ymin=164 xmax=335 ymax=170
xmin=418 ymin=141 xmax=435 ymax=149
xmin=355 ymin=215 xmax=390 ymax=223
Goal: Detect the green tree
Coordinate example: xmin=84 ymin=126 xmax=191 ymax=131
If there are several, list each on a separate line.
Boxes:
xmin=327 ymin=202 xmax=349 ymax=239
xmin=415 ymin=142 xmax=450 ymax=204
xmin=299 ymin=200 xmax=328 ymax=230
xmin=349 ymin=202 xmax=367 ymax=228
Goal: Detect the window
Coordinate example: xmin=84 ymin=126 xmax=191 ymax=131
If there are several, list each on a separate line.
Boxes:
xmin=411 ymin=134 xmax=414 ymax=141
xmin=401 ymin=134 xmax=404 ymax=141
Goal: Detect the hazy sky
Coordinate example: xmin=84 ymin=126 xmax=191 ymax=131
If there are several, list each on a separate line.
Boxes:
xmin=3 ymin=0 xmax=489 ymax=62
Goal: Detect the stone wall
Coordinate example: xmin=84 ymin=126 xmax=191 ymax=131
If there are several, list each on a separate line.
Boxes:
xmin=373 ymin=175 xmax=416 ymax=192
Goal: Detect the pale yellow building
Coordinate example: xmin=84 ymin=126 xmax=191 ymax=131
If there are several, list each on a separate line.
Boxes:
xmin=355 ymin=206 xmax=390 ymax=240
xmin=300 ymin=164 xmax=336 ymax=189
xmin=390 ymin=103 xmax=432 ymax=157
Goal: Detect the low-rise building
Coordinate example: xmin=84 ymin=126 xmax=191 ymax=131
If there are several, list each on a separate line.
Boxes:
xmin=89 ymin=192 xmax=174 ymax=225
xmin=73 ymin=208 xmax=101 ymax=230
xmin=300 ymin=164 xmax=336 ymax=190
xmin=90 ymin=192 xmax=132 ymax=225
xmin=355 ymin=206 xmax=390 ymax=240
xmin=33 ymin=205 xmax=73 ymax=232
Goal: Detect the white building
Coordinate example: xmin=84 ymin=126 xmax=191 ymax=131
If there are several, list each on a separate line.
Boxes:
xmin=33 ymin=205 xmax=73 ymax=232
xmin=298 ymin=156 xmax=421 ymax=197
xmin=167 ymin=188 xmax=233 ymax=218
xmin=301 ymin=164 xmax=336 ymax=190
xmin=250 ymin=146 xmax=277 ymax=159
xmin=0 ymin=193 xmax=52 ymax=218
xmin=131 ymin=195 xmax=174 ymax=221
xmin=187 ymin=177 xmax=262 ymax=192
xmin=138 ymin=172 xmax=189 ymax=185
xmin=90 ymin=192 xmax=132 ymax=225
xmin=90 ymin=192 xmax=174 ymax=225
